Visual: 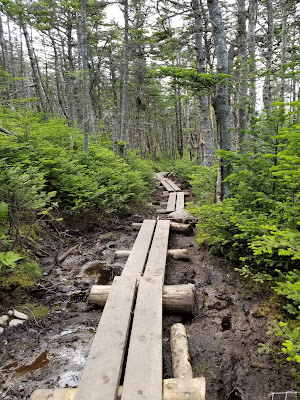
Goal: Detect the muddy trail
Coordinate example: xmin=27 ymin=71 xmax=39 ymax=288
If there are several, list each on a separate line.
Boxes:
xmin=0 ymin=177 xmax=297 ymax=400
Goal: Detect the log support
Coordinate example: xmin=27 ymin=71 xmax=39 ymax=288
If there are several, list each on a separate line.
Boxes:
xmin=115 ymin=248 xmax=189 ymax=260
xmin=89 ymin=284 xmax=195 ymax=315
xmin=132 ymin=222 xmax=192 ymax=234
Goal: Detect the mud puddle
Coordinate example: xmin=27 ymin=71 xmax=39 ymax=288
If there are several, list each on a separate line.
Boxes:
xmin=0 ymin=179 xmax=298 ymax=399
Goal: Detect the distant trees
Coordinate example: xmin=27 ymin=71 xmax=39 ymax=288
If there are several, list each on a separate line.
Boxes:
xmin=0 ymin=0 xmax=299 ymax=197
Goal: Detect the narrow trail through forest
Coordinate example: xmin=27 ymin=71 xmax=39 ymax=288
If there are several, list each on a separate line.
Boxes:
xmin=0 ymin=174 xmax=297 ymax=400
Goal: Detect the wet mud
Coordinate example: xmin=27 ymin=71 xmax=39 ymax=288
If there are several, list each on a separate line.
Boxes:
xmin=0 ymin=182 xmax=297 ymax=399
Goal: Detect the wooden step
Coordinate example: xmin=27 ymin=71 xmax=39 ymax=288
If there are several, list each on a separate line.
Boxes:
xmin=176 ymin=192 xmax=185 ymax=211
xmin=74 ymin=276 xmax=136 ymax=400
xmin=121 ymin=276 xmax=163 ymax=400
xmin=166 ymin=192 xmax=176 ymax=212
xmin=144 ymin=219 xmax=170 ymax=280
xmin=122 ymin=219 xmax=156 ymax=278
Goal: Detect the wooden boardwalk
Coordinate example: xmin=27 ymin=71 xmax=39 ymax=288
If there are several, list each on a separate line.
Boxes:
xmin=31 ymin=176 xmax=205 ymax=400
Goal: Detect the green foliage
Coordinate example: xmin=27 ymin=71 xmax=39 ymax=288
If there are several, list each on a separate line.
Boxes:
xmin=274 ymin=270 xmax=300 ymax=319
xmin=0 ymin=108 xmax=154 ymax=215
xmin=151 ymin=67 xmax=230 ymax=95
xmin=268 ymin=321 xmax=300 ymax=363
xmin=0 ymin=108 xmax=155 ymax=295
xmin=171 ymin=157 xmax=217 ymax=203
xmin=188 ymin=106 xmax=300 ymax=363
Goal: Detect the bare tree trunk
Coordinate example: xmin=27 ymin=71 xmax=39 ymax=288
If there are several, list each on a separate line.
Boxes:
xmin=120 ymin=0 xmax=129 ymax=147
xmin=236 ymin=0 xmax=248 ymax=149
xmin=0 ymin=13 xmax=7 ymax=71
xmin=280 ymin=0 xmax=287 ymax=102
xmin=207 ymin=0 xmax=231 ymax=200
xmin=81 ymin=0 xmax=92 ymax=154
xmin=192 ymin=0 xmax=214 ymax=166
xmin=248 ymin=0 xmax=258 ymax=126
xmin=263 ymin=0 xmax=274 ymax=111
xmin=21 ymin=20 xmax=47 ymax=113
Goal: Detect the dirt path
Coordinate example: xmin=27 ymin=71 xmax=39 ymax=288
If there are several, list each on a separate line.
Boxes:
xmin=0 ymin=178 xmax=297 ymax=400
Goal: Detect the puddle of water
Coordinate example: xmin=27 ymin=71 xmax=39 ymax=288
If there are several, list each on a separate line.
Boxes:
xmin=222 ymin=316 xmax=232 ymax=331
xmin=83 ymin=262 xmax=111 ymax=284
xmin=14 ymin=351 xmax=49 ymax=375
xmin=84 ymin=262 xmax=107 ymax=275
xmin=1 ymin=362 xmax=18 ymax=371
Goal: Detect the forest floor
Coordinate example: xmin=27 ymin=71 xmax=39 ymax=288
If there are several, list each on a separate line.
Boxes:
xmin=0 ymin=178 xmax=298 ymax=400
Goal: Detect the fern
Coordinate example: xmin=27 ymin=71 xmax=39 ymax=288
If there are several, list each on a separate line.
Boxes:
xmin=0 ymin=251 xmax=22 ymax=270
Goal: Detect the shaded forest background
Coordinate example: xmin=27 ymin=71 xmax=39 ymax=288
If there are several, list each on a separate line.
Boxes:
xmin=0 ymin=0 xmax=299 ymax=369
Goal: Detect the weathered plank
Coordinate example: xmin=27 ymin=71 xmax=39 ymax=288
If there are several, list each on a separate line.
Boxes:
xmin=121 ymin=276 xmax=163 ymax=400
xmin=74 ymin=276 xmax=136 ymax=400
xmin=31 ymin=377 xmax=206 ymax=400
xmin=122 ymin=219 xmax=156 ymax=278
xmin=144 ymin=219 xmax=170 ymax=279
xmin=175 ymin=192 xmax=185 ymax=211
xmin=165 ymin=179 xmax=181 ymax=192
xmin=166 ymin=192 xmax=176 ymax=212
xmin=160 ymin=179 xmax=175 ymax=192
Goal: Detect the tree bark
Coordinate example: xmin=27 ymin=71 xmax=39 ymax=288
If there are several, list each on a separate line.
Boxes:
xmin=192 ymin=0 xmax=214 ymax=167
xmin=248 ymin=0 xmax=258 ymax=126
xmin=207 ymin=0 xmax=231 ymax=199
xmin=236 ymin=0 xmax=248 ymax=149
xmin=120 ymin=0 xmax=129 ymax=146
xmin=81 ymin=0 xmax=92 ymax=153
xmin=20 ymin=20 xmax=47 ymax=113
xmin=262 ymin=0 xmax=274 ymax=111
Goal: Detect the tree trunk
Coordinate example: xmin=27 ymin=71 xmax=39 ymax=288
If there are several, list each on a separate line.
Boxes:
xmin=21 ymin=20 xmax=47 ymax=113
xmin=263 ymin=0 xmax=274 ymax=111
xmin=81 ymin=0 xmax=92 ymax=154
xmin=236 ymin=0 xmax=248 ymax=149
xmin=280 ymin=0 xmax=287 ymax=102
xmin=120 ymin=0 xmax=129 ymax=146
xmin=248 ymin=0 xmax=258 ymax=126
xmin=207 ymin=0 xmax=231 ymax=199
xmin=192 ymin=0 xmax=214 ymax=166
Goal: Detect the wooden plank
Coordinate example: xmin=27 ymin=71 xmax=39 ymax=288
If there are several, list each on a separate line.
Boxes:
xmin=122 ymin=219 xmax=156 ymax=278
xmin=144 ymin=219 xmax=170 ymax=279
xmin=74 ymin=276 xmax=136 ymax=400
xmin=166 ymin=192 xmax=176 ymax=212
xmin=165 ymin=179 xmax=181 ymax=192
xmin=160 ymin=179 xmax=175 ymax=192
xmin=121 ymin=276 xmax=163 ymax=400
xmin=176 ymin=192 xmax=185 ymax=211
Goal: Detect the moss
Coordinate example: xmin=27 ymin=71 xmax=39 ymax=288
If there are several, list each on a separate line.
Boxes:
xmin=18 ymin=302 xmax=51 ymax=318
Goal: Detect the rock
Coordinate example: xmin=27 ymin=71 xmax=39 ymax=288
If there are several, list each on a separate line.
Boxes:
xmin=13 ymin=310 xmax=29 ymax=320
xmin=168 ymin=209 xmax=194 ymax=223
xmin=0 ymin=315 xmax=9 ymax=326
xmin=9 ymin=319 xmax=24 ymax=327
xmin=8 ymin=310 xmax=14 ymax=316
xmin=0 ymin=327 xmax=4 ymax=334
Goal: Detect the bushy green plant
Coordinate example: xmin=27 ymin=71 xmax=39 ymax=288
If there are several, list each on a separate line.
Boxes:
xmin=268 ymin=321 xmax=300 ymax=363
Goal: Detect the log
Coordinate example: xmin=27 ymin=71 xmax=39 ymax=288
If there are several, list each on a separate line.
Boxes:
xmin=31 ymin=378 xmax=205 ymax=400
xmin=170 ymin=222 xmax=192 ymax=234
xmin=170 ymin=323 xmax=193 ymax=379
xmin=133 ymin=222 xmax=192 ymax=234
xmin=168 ymin=249 xmax=188 ymax=260
xmin=115 ymin=249 xmax=188 ymax=260
xmin=163 ymin=378 xmax=205 ymax=400
xmin=115 ymin=249 xmax=131 ymax=258
xmin=89 ymin=284 xmax=195 ymax=315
